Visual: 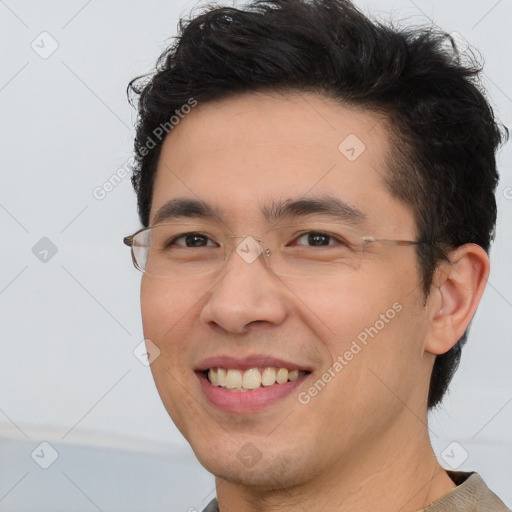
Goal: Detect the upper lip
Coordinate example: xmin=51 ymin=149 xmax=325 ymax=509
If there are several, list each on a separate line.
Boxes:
xmin=195 ymin=354 xmax=313 ymax=372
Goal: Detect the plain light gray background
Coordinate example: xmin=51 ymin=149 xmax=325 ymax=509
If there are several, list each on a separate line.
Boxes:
xmin=0 ymin=0 xmax=511 ymax=510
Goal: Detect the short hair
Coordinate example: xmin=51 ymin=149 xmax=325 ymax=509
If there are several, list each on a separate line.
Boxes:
xmin=127 ymin=0 xmax=507 ymax=408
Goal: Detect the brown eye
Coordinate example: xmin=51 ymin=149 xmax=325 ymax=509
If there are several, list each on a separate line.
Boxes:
xmin=306 ymin=233 xmax=330 ymax=246
xmin=170 ymin=233 xmax=216 ymax=248
xmin=293 ymin=231 xmax=348 ymax=247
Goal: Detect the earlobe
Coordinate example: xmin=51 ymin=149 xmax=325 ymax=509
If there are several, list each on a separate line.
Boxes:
xmin=424 ymin=243 xmax=490 ymax=356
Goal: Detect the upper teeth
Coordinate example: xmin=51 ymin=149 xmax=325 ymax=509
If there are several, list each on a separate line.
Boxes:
xmin=208 ymin=367 xmax=303 ymax=391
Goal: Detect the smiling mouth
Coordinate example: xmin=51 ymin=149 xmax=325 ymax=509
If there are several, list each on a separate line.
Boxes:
xmin=205 ymin=367 xmax=310 ymax=392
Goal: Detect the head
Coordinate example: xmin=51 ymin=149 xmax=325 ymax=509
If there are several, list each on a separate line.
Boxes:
xmin=126 ymin=0 xmax=506 ymax=491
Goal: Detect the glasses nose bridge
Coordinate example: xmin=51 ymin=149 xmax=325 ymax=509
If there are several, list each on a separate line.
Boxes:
xmin=224 ymin=233 xmax=272 ymax=268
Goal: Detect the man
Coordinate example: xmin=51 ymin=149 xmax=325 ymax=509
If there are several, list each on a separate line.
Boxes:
xmin=123 ymin=0 xmax=509 ymax=510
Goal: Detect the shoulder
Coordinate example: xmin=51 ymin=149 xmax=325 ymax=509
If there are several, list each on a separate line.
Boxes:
xmin=201 ymin=498 xmax=219 ymax=512
xmin=423 ymin=471 xmax=511 ymax=512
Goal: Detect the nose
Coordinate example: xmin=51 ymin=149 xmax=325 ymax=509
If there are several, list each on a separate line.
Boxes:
xmin=199 ymin=237 xmax=289 ymax=334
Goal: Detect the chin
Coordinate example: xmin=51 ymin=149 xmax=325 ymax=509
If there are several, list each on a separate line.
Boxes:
xmin=191 ymin=438 xmax=315 ymax=491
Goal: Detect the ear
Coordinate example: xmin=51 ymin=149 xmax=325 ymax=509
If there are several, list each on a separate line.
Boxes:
xmin=424 ymin=243 xmax=490 ymax=355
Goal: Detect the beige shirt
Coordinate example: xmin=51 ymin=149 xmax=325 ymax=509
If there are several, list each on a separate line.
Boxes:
xmin=202 ymin=471 xmax=511 ymax=511
xmin=422 ymin=471 xmax=510 ymax=511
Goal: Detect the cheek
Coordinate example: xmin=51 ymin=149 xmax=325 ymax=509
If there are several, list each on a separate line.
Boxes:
xmin=294 ymin=263 xmax=426 ymax=383
xmin=305 ymin=287 xmax=427 ymax=434
xmin=140 ymin=277 xmax=201 ymax=357
xmin=284 ymin=273 xmax=405 ymax=355
xmin=140 ymin=277 xmax=207 ymax=433
xmin=142 ymin=276 xmax=193 ymax=324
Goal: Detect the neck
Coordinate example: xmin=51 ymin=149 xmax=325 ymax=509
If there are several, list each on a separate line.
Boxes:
xmin=214 ymin=424 xmax=456 ymax=512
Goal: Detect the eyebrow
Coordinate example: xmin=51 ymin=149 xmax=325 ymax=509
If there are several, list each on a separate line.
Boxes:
xmin=262 ymin=196 xmax=366 ymax=225
xmin=151 ymin=195 xmax=366 ymax=226
xmin=152 ymin=198 xmax=223 ymax=225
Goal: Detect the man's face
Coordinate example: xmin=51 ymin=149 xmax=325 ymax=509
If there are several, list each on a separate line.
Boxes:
xmin=141 ymin=91 xmax=435 ymax=488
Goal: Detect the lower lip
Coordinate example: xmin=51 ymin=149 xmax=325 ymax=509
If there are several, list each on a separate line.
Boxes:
xmin=197 ymin=372 xmax=307 ymax=413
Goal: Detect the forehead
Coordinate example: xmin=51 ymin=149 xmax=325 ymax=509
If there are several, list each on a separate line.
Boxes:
xmin=151 ymin=91 xmax=414 ymax=234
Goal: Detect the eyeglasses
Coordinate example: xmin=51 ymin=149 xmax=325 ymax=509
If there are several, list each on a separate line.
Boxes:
xmin=123 ymin=221 xmax=427 ymax=279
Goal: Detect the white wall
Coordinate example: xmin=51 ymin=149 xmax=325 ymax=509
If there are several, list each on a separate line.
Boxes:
xmin=0 ymin=0 xmax=510 ymax=510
